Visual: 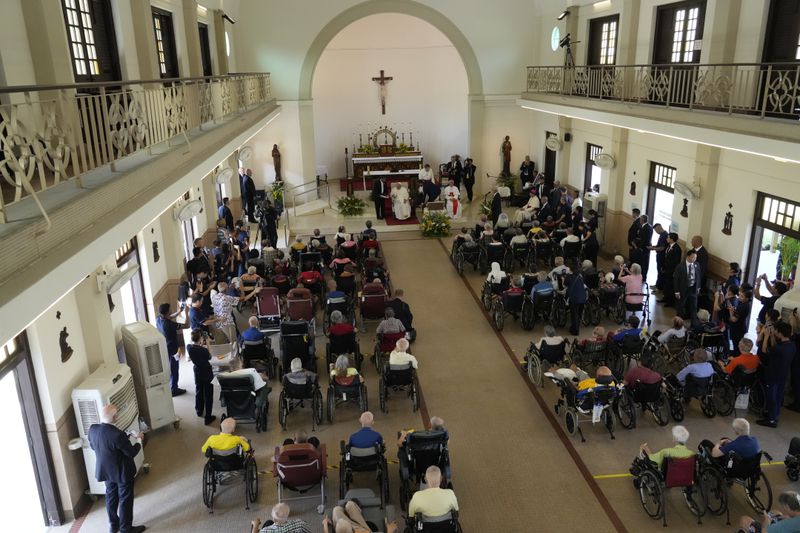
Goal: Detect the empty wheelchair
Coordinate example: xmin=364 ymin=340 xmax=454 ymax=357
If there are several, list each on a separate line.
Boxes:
xmin=491 ymin=287 xmax=527 ymax=331
xmin=608 ymin=334 xmax=646 ymax=377
xmin=202 ymin=444 xmax=258 ymax=513
xmin=507 ymin=241 xmax=532 ymax=272
xmin=664 ymin=373 xmax=716 ymax=421
xmin=278 ymin=373 xmax=324 ymax=431
xmin=697 ymin=445 xmax=773 ymax=525
xmin=711 ymin=364 xmax=764 ymax=417
xmin=453 ymin=240 xmax=483 ymax=275
xmin=526 ymin=340 xmax=567 ymax=388
xmin=648 ymin=333 xmax=690 ymax=376
xmin=218 ymin=373 xmax=270 ymax=433
xmin=338 ymin=442 xmax=390 ymax=507
xmin=569 ymin=339 xmax=620 ymax=376
xmin=241 ymin=337 xmax=278 ymax=379
xmin=379 ymin=362 xmax=418 ymax=414
xmin=615 ymin=379 xmax=670 ymax=429
xmin=398 ymin=429 xmax=452 ymax=512
xmin=548 ymin=373 xmax=619 ymax=442
xmin=480 ymin=242 xmax=507 ymax=275
xmin=272 ymin=442 xmax=328 ymax=514
xmin=630 ymin=454 xmax=705 ymax=527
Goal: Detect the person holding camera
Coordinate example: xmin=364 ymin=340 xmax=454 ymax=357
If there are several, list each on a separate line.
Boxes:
xmin=758 ymin=321 xmax=796 ymax=428
xmin=187 ymin=329 xmax=217 ymax=426
xmin=755 ymin=274 xmax=791 ymax=324
xmin=738 ymin=491 xmax=800 ymax=532
xmin=156 ymin=303 xmax=188 ymax=397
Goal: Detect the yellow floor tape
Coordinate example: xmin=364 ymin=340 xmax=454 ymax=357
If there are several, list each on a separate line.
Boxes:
xmin=594 ymin=461 xmax=785 ymax=480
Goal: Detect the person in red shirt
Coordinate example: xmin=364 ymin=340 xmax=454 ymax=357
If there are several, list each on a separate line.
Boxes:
xmin=328 ymin=310 xmax=355 ymax=336
xmin=361 ymin=234 xmax=381 ymax=253
xmin=297 ymin=269 xmax=323 ymax=287
xmin=623 ymin=357 xmax=662 ymax=385
xmin=720 ymin=338 xmax=760 ymax=374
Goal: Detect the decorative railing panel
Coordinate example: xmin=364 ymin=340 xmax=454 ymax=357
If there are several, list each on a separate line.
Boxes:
xmin=0 ymin=73 xmax=272 ymax=223
xmin=525 ymin=63 xmax=800 ymax=119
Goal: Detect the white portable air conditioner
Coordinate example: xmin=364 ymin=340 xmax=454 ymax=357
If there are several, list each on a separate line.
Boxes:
xmin=72 ymin=364 xmax=145 ymax=495
xmin=583 ymin=192 xmax=608 ymax=246
xmin=121 ymin=322 xmax=177 ymax=431
xmin=775 ymin=287 xmax=800 ymax=320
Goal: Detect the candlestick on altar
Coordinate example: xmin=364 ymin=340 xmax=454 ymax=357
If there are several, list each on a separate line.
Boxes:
xmin=359 ymin=134 xmax=363 ymax=147
xmin=401 ymin=132 xmax=405 ymax=144
xmin=409 ymin=132 xmax=413 ymax=147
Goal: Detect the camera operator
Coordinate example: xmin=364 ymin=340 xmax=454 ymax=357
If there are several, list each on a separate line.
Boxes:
xmin=738 ymin=491 xmax=800 ymax=532
xmin=258 ymin=198 xmax=279 ymax=248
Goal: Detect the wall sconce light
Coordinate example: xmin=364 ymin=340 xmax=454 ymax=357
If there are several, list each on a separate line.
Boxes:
xmin=557 ymin=10 xmax=570 ymax=20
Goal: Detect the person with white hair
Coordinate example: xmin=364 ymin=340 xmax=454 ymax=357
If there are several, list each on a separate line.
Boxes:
xmin=239 ymin=315 xmax=266 ymax=343
xmin=286 ymin=357 xmax=316 ymax=384
xmin=496 ymin=212 xmax=510 ymax=230
xmin=329 ymin=309 xmax=356 ymax=336
xmin=251 ymin=502 xmax=310 ymax=533
xmin=330 ymin=354 xmax=362 ymax=386
xmin=738 ymin=491 xmax=800 ymax=533
xmin=212 ymin=280 xmax=261 ymax=344
xmin=407 ymin=465 xmax=459 ymax=518
xmin=703 ymin=418 xmax=760 ymax=461
xmin=537 ymin=325 xmax=565 ymax=350
xmin=348 ymin=411 xmax=383 ymax=449
xmin=218 ymin=356 xmax=269 ymax=392
xmin=376 ymin=307 xmax=405 ymax=335
xmin=88 ymin=404 xmax=146 ymax=533
xmin=389 ymin=338 xmax=418 ymax=369
xmin=640 ymin=425 xmax=694 ymax=467
xmin=548 ymin=256 xmax=569 ymax=284
xmin=201 ymin=417 xmax=251 ymax=454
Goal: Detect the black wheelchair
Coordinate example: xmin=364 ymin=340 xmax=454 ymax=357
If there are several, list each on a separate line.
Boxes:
xmin=712 ymin=363 xmax=765 ymax=418
xmin=327 ymin=376 xmax=368 ymax=423
xmin=647 ymin=333 xmax=690 ymax=376
xmin=323 ymin=294 xmax=356 ymax=337
xmin=785 ymin=437 xmax=800 ymax=481
xmin=630 ymin=453 xmax=705 ymax=527
xmin=589 ymin=285 xmax=625 ymax=325
xmin=326 ymin=330 xmax=364 ymax=371
xmin=398 ymin=429 xmax=452 ymax=512
xmin=278 ymin=320 xmax=316 ymax=379
xmin=481 ymin=276 xmax=510 ymax=311
xmin=525 ymin=340 xmax=567 ymax=388
xmin=506 ymin=241 xmax=532 ymax=272
xmin=615 ymin=379 xmax=670 ymax=429
xmin=480 ymin=242 xmax=507 ymax=275
xmin=338 ymin=442 xmax=390 ymax=508
xmin=697 ymin=445 xmax=773 ymax=525
xmin=379 ymin=362 xmax=418 ymax=414
xmin=561 ymin=240 xmax=583 ymax=269
xmin=528 ymin=290 xmax=556 ymax=327
xmin=548 ymin=374 xmax=619 ymax=442
xmin=608 ymin=334 xmax=646 ymax=377
xmin=665 ymin=373 xmax=716 ymax=421
xmin=278 ymin=374 xmax=324 ymax=431
xmin=405 ymin=510 xmax=462 ymax=533
xmin=491 ymin=289 xmax=532 ymax=331
xmin=532 ymin=239 xmax=555 ymax=269
xmin=569 ymin=339 xmax=622 ymax=377
xmin=241 ymin=338 xmax=278 ymax=380
xmin=202 ymin=444 xmax=258 ymax=513
xmin=452 ymin=240 xmax=482 ymax=275
xmin=688 ymin=330 xmax=728 ymax=361
xmin=218 ymin=374 xmax=270 ymax=433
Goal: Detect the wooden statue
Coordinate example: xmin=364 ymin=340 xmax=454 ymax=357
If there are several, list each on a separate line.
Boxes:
xmin=272 ymin=144 xmax=282 ymax=181
xmin=501 ymin=136 xmax=512 ymax=177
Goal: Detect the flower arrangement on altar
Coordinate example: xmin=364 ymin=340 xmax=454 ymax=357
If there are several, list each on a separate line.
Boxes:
xmin=420 ymin=211 xmax=451 ymax=237
xmin=478 ymin=197 xmax=492 ymax=216
xmin=336 ymin=195 xmax=367 ymax=217
xmin=359 ymin=144 xmax=376 ymax=154
xmin=396 ymin=143 xmax=410 ymax=154
xmin=271 ymin=180 xmax=284 ymax=202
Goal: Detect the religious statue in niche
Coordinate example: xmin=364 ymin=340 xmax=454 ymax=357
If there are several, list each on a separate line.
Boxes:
xmin=501 ymin=136 xmax=512 ymax=177
xmin=59 ymin=326 xmax=73 ymax=363
xmin=629 ymin=181 xmax=636 ymax=196
xmin=680 ymin=198 xmax=689 ymax=218
xmin=722 ymin=204 xmax=734 ymax=235
xmin=272 ymin=144 xmax=282 ymax=181
xmin=152 ymin=241 xmax=160 ymax=263
xmin=371 ymin=69 xmax=393 ymax=115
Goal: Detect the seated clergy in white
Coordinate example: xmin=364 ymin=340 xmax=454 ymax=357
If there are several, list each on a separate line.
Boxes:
xmin=443 ymin=180 xmax=461 ymax=219
xmin=391 ymin=183 xmax=412 ymax=220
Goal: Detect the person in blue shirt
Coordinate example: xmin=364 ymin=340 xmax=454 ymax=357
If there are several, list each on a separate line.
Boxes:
xmin=707 ymin=418 xmax=760 ymax=461
xmin=611 ymin=315 xmax=642 ymax=342
xmin=675 ymin=348 xmax=715 ymax=384
xmin=156 ymin=303 xmax=187 ymax=397
xmin=758 ymin=322 xmax=797 ymax=428
xmin=530 ymin=271 xmax=554 ymax=300
xmin=238 ymin=315 xmax=265 ymax=344
xmin=348 ymin=411 xmax=384 ymax=449
xmin=189 ymin=293 xmax=221 ymax=334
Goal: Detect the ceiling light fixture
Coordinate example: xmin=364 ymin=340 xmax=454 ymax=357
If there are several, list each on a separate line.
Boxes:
xmin=592 ymin=0 xmax=612 ymax=11
xmin=557 ymin=10 xmax=570 ymax=21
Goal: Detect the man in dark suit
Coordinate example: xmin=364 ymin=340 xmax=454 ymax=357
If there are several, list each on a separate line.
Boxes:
xmin=673 ymin=248 xmax=700 ymax=326
xmin=627 ymin=208 xmax=642 ymax=259
xmin=372 ymin=176 xmax=388 ymax=219
xmin=218 ymin=197 xmax=234 ymax=231
xmin=447 ymin=155 xmax=463 ymax=189
xmin=243 ymin=169 xmax=257 ymax=223
xmin=88 ymin=404 xmax=146 ymax=533
xmin=537 ymin=198 xmax=553 ymax=224
xmin=650 ymin=223 xmax=668 ymax=290
xmin=636 ymin=214 xmax=654 ymax=279
xmin=688 ymin=235 xmax=709 ymax=305
xmin=491 ymin=187 xmax=502 ymax=226
xmin=660 ymin=232 xmax=682 ymax=305
xmin=462 ymin=158 xmax=476 ymax=202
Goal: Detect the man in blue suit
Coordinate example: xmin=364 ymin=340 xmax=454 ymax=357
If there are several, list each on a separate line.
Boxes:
xmin=88 ymin=404 xmax=146 ymax=533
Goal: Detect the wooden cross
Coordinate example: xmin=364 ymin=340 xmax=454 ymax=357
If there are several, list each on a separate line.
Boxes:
xmin=371 ymin=69 xmax=393 ymax=115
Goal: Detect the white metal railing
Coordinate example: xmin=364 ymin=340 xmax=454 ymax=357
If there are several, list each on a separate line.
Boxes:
xmin=290 ymin=180 xmax=332 ymax=216
xmin=0 ymin=73 xmax=272 ymax=224
xmin=524 ymin=63 xmax=800 ymax=119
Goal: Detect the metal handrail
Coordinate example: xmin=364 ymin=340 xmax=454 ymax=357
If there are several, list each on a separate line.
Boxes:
xmin=523 ymin=62 xmax=800 ymax=120
xmin=292 ymin=182 xmax=332 ymax=217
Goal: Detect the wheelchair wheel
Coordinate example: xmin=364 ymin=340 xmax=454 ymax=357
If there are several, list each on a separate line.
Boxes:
xmin=493 ymin=302 xmax=504 ymax=331
xmin=683 ymin=484 xmax=706 ymax=519
xmin=378 ymin=459 xmax=390 ymax=509
xmin=787 ymin=466 xmax=800 ymax=482
xmin=564 ymin=408 xmax=579 ymax=437
xmin=360 ymin=386 xmax=369 ymax=412
xmin=615 ymin=390 xmax=636 ymax=429
xmin=323 ymin=315 xmax=331 ymax=337
xmin=521 ymin=300 xmax=534 ymax=330
xmin=202 ymin=461 xmax=215 ymax=511
xmin=313 ymin=388 xmax=324 ymax=428
xmin=411 ymin=381 xmax=419 ymax=412
xmin=602 ymin=407 xmax=615 ymax=437
xmin=479 ymin=255 xmax=488 ymax=275
xmin=713 ymin=380 xmax=735 ymax=416
xmin=669 ymin=397 xmax=685 ymax=422
xmin=745 ymin=471 xmax=773 ymax=513
xmin=256 ymin=403 xmax=267 ymax=433
xmin=581 ymin=302 xmax=593 ymax=326
xmin=339 ymin=458 xmax=348 ymax=500
xmin=638 ymin=470 xmax=663 ymax=520
xmin=325 ymin=344 xmax=333 ymax=367
xmin=373 ymin=345 xmax=382 ymax=374
xmin=379 ymin=378 xmax=387 ymax=413
xmin=590 ymin=300 xmax=601 ymax=326
xmin=527 ymin=353 xmax=543 ymax=388
xmin=613 ymin=298 xmax=625 ymax=324
xmin=481 ymin=283 xmax=492 ymax=310
xmin=606 ymin=350 xmax=625 ymax=382
xmin=503 ymin=251 xmax=513 ymax=273
xmin=245 ymin=457 xmax=258 ymax=506
xmin=399 ymin=476 xmax=410 ymax=512
xmin=552 ymin=299 xmax=567 ymax=328
xmin=456 ymin=254 xmax=464 ymax=275
xmin=278 ymin=390 xmax=288 ymax=430
xmin=700 ymin=394 xmax=716 ymax=418
xmin=651 ymin=394 xmax=671 ymax=426
xmin=355 ymin=348 xmax=364 ymax=373
xmin=326 ymin=387 xmax=335 ymax=423
xmin=700 ymin=467 xmax=727 ymax=516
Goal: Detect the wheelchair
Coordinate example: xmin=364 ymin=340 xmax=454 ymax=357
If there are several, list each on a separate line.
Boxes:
xmin=568 ymin=339 xmax=616 ymax=372
xmin=374 ymin=331 xmax=406 ymax=373
xmin=379 ymin=362 xmax=418 ymax=414
xmin=405 ymin=510 xmax=463 ymax=533
xmin=529 ymin=290 xmax=555 ymax=327
xmin=327 ymin=330 xmax=364 ymax=371
xmin=629 ymin=453 xmax=705 ymax=527
xmin=507 ymin=241 xmax=532 ymax=273
xmin=664 ymin=373 xmax=716 ymax=421
xmin=592 ymin=285 xmax=626 ymax=325
xmin=202 ymin=444 xmax=258 ymax=513
xmin=481 ymin=276 xmax=510 ymax=311
xmin=491 ymin=289 xmax=530 ymax=331
xmin=614 ymin=379 xmax=670 ymax=429
xmin=273 ymin=442 xmax=328 ymax=514
xmin=561 ymin=240 xmax=583 ymax=270
xmin=697 ymin=445 xmax=773 ymax=525
xmin=241 ymin=338 xmax=278 ymax=380
xmin=453 ymin=240 xmax=483 ymax=275
xmin=646 ymin=333 xmax=690 ymax=376
xmin=525 ymin=340 xmax=567 ymax=388
xmin=532 ymin=239 xmax=555 ymax=269
xmin=551 ymin=291 xmax=568 ymax=328
xmin=218 ymin=374 xmax=270 ymax=433
xmin=623 ymin=286 xmax=651 ymax=325
xmin=398 ymin=429 xmax=452 ymax=512
xmin=480 ymin=242 xmax=507 ymax=275
xmin=688 ymin=330 xmax=727 ymax=361
xmin=327 ymin=376 xmax=368 ymax=423
xmin=785 ymin=437 xmax=800 ymax=481
xmin=278 ymin=374 xmax=324 ymax=431
xmin=548 ymin=374 xmax=618 ymax=442
xmin=323 ymin=489 xmax=396 ymax=533
xmin=338 ymin=442 xmax=390 ymax=507
xmin=706 ymin=365 xmax=758 ymax=418
xmin=323 ymin=294 xmax=356 ymax=337
xmin=608 ymin=334 xmax=646 ymax=377
xmin=278 ymin=320 xmax=316 ymax=379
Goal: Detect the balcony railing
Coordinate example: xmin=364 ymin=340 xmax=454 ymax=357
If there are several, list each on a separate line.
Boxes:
xmin=0 ymin=73 xmax=272 ymax=224
xmin=525 ymin=63 xmax=800 ymax=120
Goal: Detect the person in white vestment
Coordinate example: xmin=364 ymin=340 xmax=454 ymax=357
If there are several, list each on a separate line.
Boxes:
xmin=443 ymin=180 xmax=461 ymax=219
xmin=513 ymin=189 xmax=540 ymax=225
xmin=391 ymin=183 xmax=412 ymax=220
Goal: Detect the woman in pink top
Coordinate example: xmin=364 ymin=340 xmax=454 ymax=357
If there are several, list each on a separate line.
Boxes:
xmin=619 ymin=263 xmax=644 ymax=305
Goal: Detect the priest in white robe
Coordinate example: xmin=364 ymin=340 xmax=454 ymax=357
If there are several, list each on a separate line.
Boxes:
xmin=443 ymin=180 xmax=461 ymax=219
xmin=391 ymin=183 xmax=412 ymax=220
xmin=513 ymin=189 xmax=540 ymax=225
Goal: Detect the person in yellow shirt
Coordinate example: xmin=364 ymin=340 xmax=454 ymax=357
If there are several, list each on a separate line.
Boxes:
xmin=201 ymin=417 xmax=251 ymax=454
xmin=408 ymin=466 xmax=458 ymax=518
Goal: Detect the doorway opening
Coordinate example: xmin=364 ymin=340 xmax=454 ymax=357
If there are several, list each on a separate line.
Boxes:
xmin=544 ymin=131 xmax=558 ymax=182
xmin=584 ymin=143 xmax=603 ymax=193
xmin=646 ymin=162 xmax=676 ymax=284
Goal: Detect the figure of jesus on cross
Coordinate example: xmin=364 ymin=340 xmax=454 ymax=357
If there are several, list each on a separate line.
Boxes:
xmin=371 ymin=69 xmax=393 ymax=115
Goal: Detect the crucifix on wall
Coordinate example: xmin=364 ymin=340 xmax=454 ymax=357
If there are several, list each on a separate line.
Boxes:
xmin=371 ymin=69 xmax=393 ymax=115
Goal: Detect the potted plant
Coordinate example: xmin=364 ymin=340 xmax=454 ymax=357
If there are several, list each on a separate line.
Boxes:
xmin=336 ymin=195 xmax=367 ymax=217
xmin=420 ymin=211 xmax=451 ymax=237
xmin=778 ymin=236 xmax=800 ymax=281
xmin=271 ymin=181 xmax=285 ymax=216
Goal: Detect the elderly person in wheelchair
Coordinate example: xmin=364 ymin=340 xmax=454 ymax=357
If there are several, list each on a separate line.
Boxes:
xmin=738 ymin=491 xmax=800 ymax=533
xmin=407 ymin=466 xmax=459 ymax=523
xmin=637 ymin=425 xmax=694 ymax=469
xmin=700 ymin=418 xmax=761 ymax=464
xmin=202 ymin=417 xmax=258 ymax=512
xmin=252 ymin=502 xmax=311 ymax=533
